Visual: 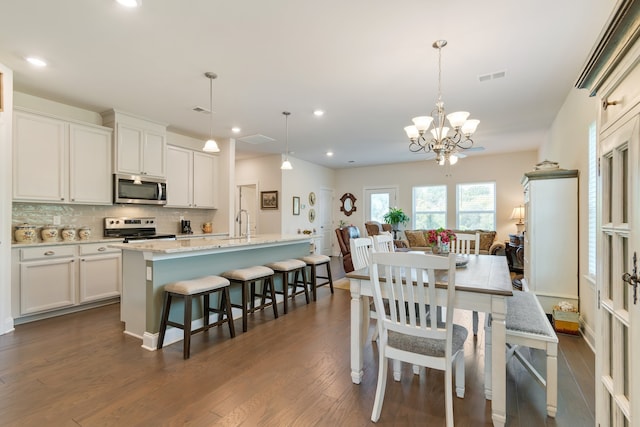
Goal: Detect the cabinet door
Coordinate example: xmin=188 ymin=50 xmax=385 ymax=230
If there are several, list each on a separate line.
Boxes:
xmin=20 ymin=258 xmax=76 ymax=314
xmin=142 ymin=129 xmax=166 ymax=178
xmin=166 ymin=146 xmax=192 ymax=207
xmin=192 ymin=151 xmax=217 ymax=208
xmin=79 ymin=253 xmax=121 ymax=303
xmin=115 ymin=124 xmax=143 ymax=175
xmin=13 ymin=111 xmax=67 ymax=202
xmin=69 ymin=124 xmax=112 ymax=204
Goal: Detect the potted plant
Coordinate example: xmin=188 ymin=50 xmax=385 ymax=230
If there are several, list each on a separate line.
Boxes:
xmin=383 ymin=207 xmax=410 ymax=237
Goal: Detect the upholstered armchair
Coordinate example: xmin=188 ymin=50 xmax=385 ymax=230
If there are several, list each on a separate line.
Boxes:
xmin=364 ymin=221 xmax=408 ymax=249
xmin=335 ymin=226 xmax=361 ymax=273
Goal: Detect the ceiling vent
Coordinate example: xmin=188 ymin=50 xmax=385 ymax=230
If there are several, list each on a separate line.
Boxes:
xmin=237 ymin=134 xmax=276 ymax=145
xmin=192 ymin=106 xmax=211 ymax=113
xmin=478 ymin=70 xmax=507 ymax=82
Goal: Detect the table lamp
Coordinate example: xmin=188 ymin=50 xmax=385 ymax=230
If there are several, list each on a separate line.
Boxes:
xmin=510 ymin=206 xmax=525 ymax=234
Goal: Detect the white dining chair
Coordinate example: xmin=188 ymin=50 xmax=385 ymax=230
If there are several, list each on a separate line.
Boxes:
xmin=453 ymin=232 xmax=481 ymax=335
xmin=369 ymin=252 xmax=466 ymax=426
xmin=372 ymin=232 xmax=395 ymax=253
xmin=350 ymin=237 xmax=373 ymax=270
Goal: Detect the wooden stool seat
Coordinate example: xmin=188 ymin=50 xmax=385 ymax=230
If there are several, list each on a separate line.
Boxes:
xmin=222 ymin=266 xmax=277 ymax=332
xmin=299 ymin=254 xmax=333 ymax=301
xmin=157 ymin=275 xmax=235 ymax=359
xmin=266 ymin=259 xmax=309 ymax=314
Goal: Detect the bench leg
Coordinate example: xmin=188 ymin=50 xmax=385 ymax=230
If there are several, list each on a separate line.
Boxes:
xmin=547 ymin=342 xmax=558 ymax=418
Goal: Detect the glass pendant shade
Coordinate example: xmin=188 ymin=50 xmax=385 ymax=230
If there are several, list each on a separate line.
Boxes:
xmin=430 ymin=126 xmax=449 ymax=140
xmin=404 ymin=125 xmax=420 ymax=139
xmin=281 ymin=158 xmax=293 ymax=170
xmin=412 ymin=116 xmax=434 ymax=131
xmin=446 ymin=111 xmax=470 ymax=128
xmin=203 ymin=138 xmax=220 ymax=152
xmin=461 ymin=119 xmax=480 ymax=136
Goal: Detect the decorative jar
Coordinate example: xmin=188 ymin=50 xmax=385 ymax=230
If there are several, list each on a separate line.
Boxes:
xmin=41 ymin=224 xmax=59 ymax=242
xmin=15 ymin=224 xmax=37 ymax=243
xmin=78 ymin=226 xmax=92 ymax=241
xmin=61 ymin=226 xmax=76 ymax=241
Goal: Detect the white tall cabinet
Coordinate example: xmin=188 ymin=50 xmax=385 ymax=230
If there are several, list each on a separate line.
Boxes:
xmin=522 ymin=168 xmax=579 ymax=313
xmin=166 ymin=145 xmax=218 ymax=209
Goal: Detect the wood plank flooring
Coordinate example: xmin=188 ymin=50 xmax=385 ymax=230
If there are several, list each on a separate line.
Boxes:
xmin=0 ymin=260 xmax=594 ymax=426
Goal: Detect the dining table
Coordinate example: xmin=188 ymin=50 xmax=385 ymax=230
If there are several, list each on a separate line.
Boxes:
xmin=346 ymin=253 xmax=513 ymax=427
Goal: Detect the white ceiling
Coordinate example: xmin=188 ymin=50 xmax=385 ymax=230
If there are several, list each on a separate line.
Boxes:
xmin=0 ymin=0 xmax=616 ymax=168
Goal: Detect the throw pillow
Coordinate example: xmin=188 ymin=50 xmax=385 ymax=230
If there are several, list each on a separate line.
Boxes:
xmin=478 ymin=231 xmax=496 ymax=252
xmin=405 ymin=230 xmax=427 ymax=247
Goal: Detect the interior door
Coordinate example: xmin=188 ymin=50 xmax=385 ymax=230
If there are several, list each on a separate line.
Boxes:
xmin=237 ymin=184 xmax=257 ymax=237
xmin=319 ymin=188 xmax=333 ymax=256
xmin=364 ymin=187 xmax=398 ymax=223
xmin=597 ymin=115 xmax=639 ymax=426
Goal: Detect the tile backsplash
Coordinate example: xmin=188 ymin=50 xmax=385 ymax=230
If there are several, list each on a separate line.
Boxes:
xmin=12 ymin=203 xmax=221 ymax=242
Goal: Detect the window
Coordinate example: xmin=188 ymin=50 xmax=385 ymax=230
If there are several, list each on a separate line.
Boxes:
xmin=588 ymin=121 xmax=596 ymax=278
xmin=413 ymin=185 xmax=446 ymax=229
xmin=457 ymin=182 xmax=496 ymax=230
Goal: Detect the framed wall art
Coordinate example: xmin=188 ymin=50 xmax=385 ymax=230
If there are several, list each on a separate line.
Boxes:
xmin=260 ymin=190 xmax=278 ymax=209
xmin=292 ymin=196 xmax=300 ymax=215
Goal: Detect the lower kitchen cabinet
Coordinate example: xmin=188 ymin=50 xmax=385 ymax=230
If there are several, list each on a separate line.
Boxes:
xmin=12 ymin=243 xmax=121 ymax=321
xmin=79 ymin=243 xmax=121 ymax=303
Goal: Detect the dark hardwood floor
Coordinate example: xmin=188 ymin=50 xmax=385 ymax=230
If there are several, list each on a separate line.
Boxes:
xmin=0 ymin=258 xmax=594 ymax=426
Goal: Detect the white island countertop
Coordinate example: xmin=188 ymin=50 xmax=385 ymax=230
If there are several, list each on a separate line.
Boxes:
xmin=109 ymin=233 xmax=313 ymax=256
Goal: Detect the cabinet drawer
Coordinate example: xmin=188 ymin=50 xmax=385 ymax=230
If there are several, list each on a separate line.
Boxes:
xmin=79 ymin=243 xmax=120 ymax=256
xmin=20 ymin=246 xmax=76 ymax=261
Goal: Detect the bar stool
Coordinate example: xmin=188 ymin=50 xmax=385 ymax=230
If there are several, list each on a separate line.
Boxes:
xmin=157 ymin=275 xmax=235 ymax=359
xmin=221 ymin=266 xmax=277 ymax=332
xmin=298 ymin=254 xmax=333 ymax=301
xmin=266 ymin=259 xmax=309 ymax=314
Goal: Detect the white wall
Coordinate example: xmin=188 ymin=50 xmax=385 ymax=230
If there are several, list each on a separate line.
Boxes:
xmin=541 ymin=87 xmax=600 ymax=349
xmin=235 ymin=155 xmax=283 ymax=234
xmin=1 ymin=64 xmax=14 ymax=334
xmin=334 ymin=150 xmax=538 ymax=242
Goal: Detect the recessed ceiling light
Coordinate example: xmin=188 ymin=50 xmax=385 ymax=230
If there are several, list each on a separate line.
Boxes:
xmin=116 ymin=0 xmax=140 ymax=8
xmin=25 ymin=56 xmax=47 ymax=67
xmin=313 ymin=110 xmax=324 ymax=117
xmin=326 ymin=151 xmax=334 ymax=157
xmin=231 ymin=127 xmax=241 ymax=133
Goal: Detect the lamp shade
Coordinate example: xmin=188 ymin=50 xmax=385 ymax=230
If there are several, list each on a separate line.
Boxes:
xmin=510 ymin=206 xmax=525 ymax=222
xmin=203 ymin=138 xmax=220 ymax=152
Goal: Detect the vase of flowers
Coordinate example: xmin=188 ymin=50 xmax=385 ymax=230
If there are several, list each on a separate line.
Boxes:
xmin=426 ymin=228 xmax=456 ymax=254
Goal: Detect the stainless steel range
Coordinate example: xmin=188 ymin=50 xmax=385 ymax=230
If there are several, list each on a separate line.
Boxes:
xmin=104 ymin=217 xmax=176 ymax=242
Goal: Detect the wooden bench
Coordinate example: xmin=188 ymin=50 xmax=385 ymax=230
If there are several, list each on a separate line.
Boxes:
xmin=485 ymin=283 xmax=559 ymax=418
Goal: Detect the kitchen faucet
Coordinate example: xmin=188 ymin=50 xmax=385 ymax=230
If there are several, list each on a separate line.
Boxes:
xmin=235 ymin=209 xmax=250 ymax=238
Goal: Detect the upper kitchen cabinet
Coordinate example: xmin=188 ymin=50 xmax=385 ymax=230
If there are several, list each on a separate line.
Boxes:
xmin=166 ymin=145 xmax=218 ymax=209
xmin=13 ymin=109 xmax=112 ymax=204
xmin=101 ymin=109 xmax=167 ymax=179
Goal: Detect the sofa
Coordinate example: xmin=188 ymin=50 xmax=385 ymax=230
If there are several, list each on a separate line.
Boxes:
xmin=402 ymin=229 xmax=505 ymax=255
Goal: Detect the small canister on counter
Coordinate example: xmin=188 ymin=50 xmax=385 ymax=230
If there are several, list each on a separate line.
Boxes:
xmin=14 ymin=224 xmax=37 ymax=243
xmin=41 ymin=224 xmax=59 ymax=242
xmin=61 ymin=225 xmax=76 ymax=242
xmin=78 ymin=226 xmax=92 ymax=241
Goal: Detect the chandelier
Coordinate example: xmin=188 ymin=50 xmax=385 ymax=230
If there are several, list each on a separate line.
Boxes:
xmin=404 ymin=40 xmax=479 ymax=165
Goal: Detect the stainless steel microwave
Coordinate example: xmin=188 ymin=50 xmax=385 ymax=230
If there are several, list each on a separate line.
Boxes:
xmin=113 ymin=174 xmax=167 ymax=205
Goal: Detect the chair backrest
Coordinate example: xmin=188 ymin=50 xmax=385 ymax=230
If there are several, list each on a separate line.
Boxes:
xmin=350 ymin=237 xmax=373 ymax=270
xmin=364 ymin=221 xmax=393 ymax=236
xmin=335 ymin=226 xmax=360 ymax=256
xmin=454 ymin=232 xmax=480 ymax=255
xmin=369 ymin=252 xmax=457 ymax=359
xmin=372 ymin=232 xmax=395 ymax=253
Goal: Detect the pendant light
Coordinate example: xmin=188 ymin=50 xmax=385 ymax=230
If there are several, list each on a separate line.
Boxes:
xmin=281 ymin=111 xmax=292 ymax=170
xmin=202 ymin=72 xmax=220 ymax=153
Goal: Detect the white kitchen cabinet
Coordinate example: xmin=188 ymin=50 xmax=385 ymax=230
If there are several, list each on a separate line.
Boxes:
xmin=166 ymin=145 xmax=218 ymax=209
xmin=13 ymin=109 xmax=113 ymax=204
xmin=17 ymin=246 xmax=76 ymax=315
xmin=522 ymin=169 xmax=578 ymax=313
xmin=102 ymin=109 xmax=167 ymax=178
xmin=11 ymin=243 xmax=122 ymax=322
xmin=78 ymin=243 xmax=121 ymax=303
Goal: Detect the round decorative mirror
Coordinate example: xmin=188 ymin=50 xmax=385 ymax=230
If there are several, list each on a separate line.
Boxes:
xmin=340 ymin=193 xmax=357 ymax=216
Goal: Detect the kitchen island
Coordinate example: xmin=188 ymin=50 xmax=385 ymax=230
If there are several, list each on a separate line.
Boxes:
xmin=109 ymin=234 xmax=312 ymax=350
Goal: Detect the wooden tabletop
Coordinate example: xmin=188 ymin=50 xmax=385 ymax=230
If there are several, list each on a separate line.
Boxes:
xmin=346 ymin=253 xmax=513 ymax=296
